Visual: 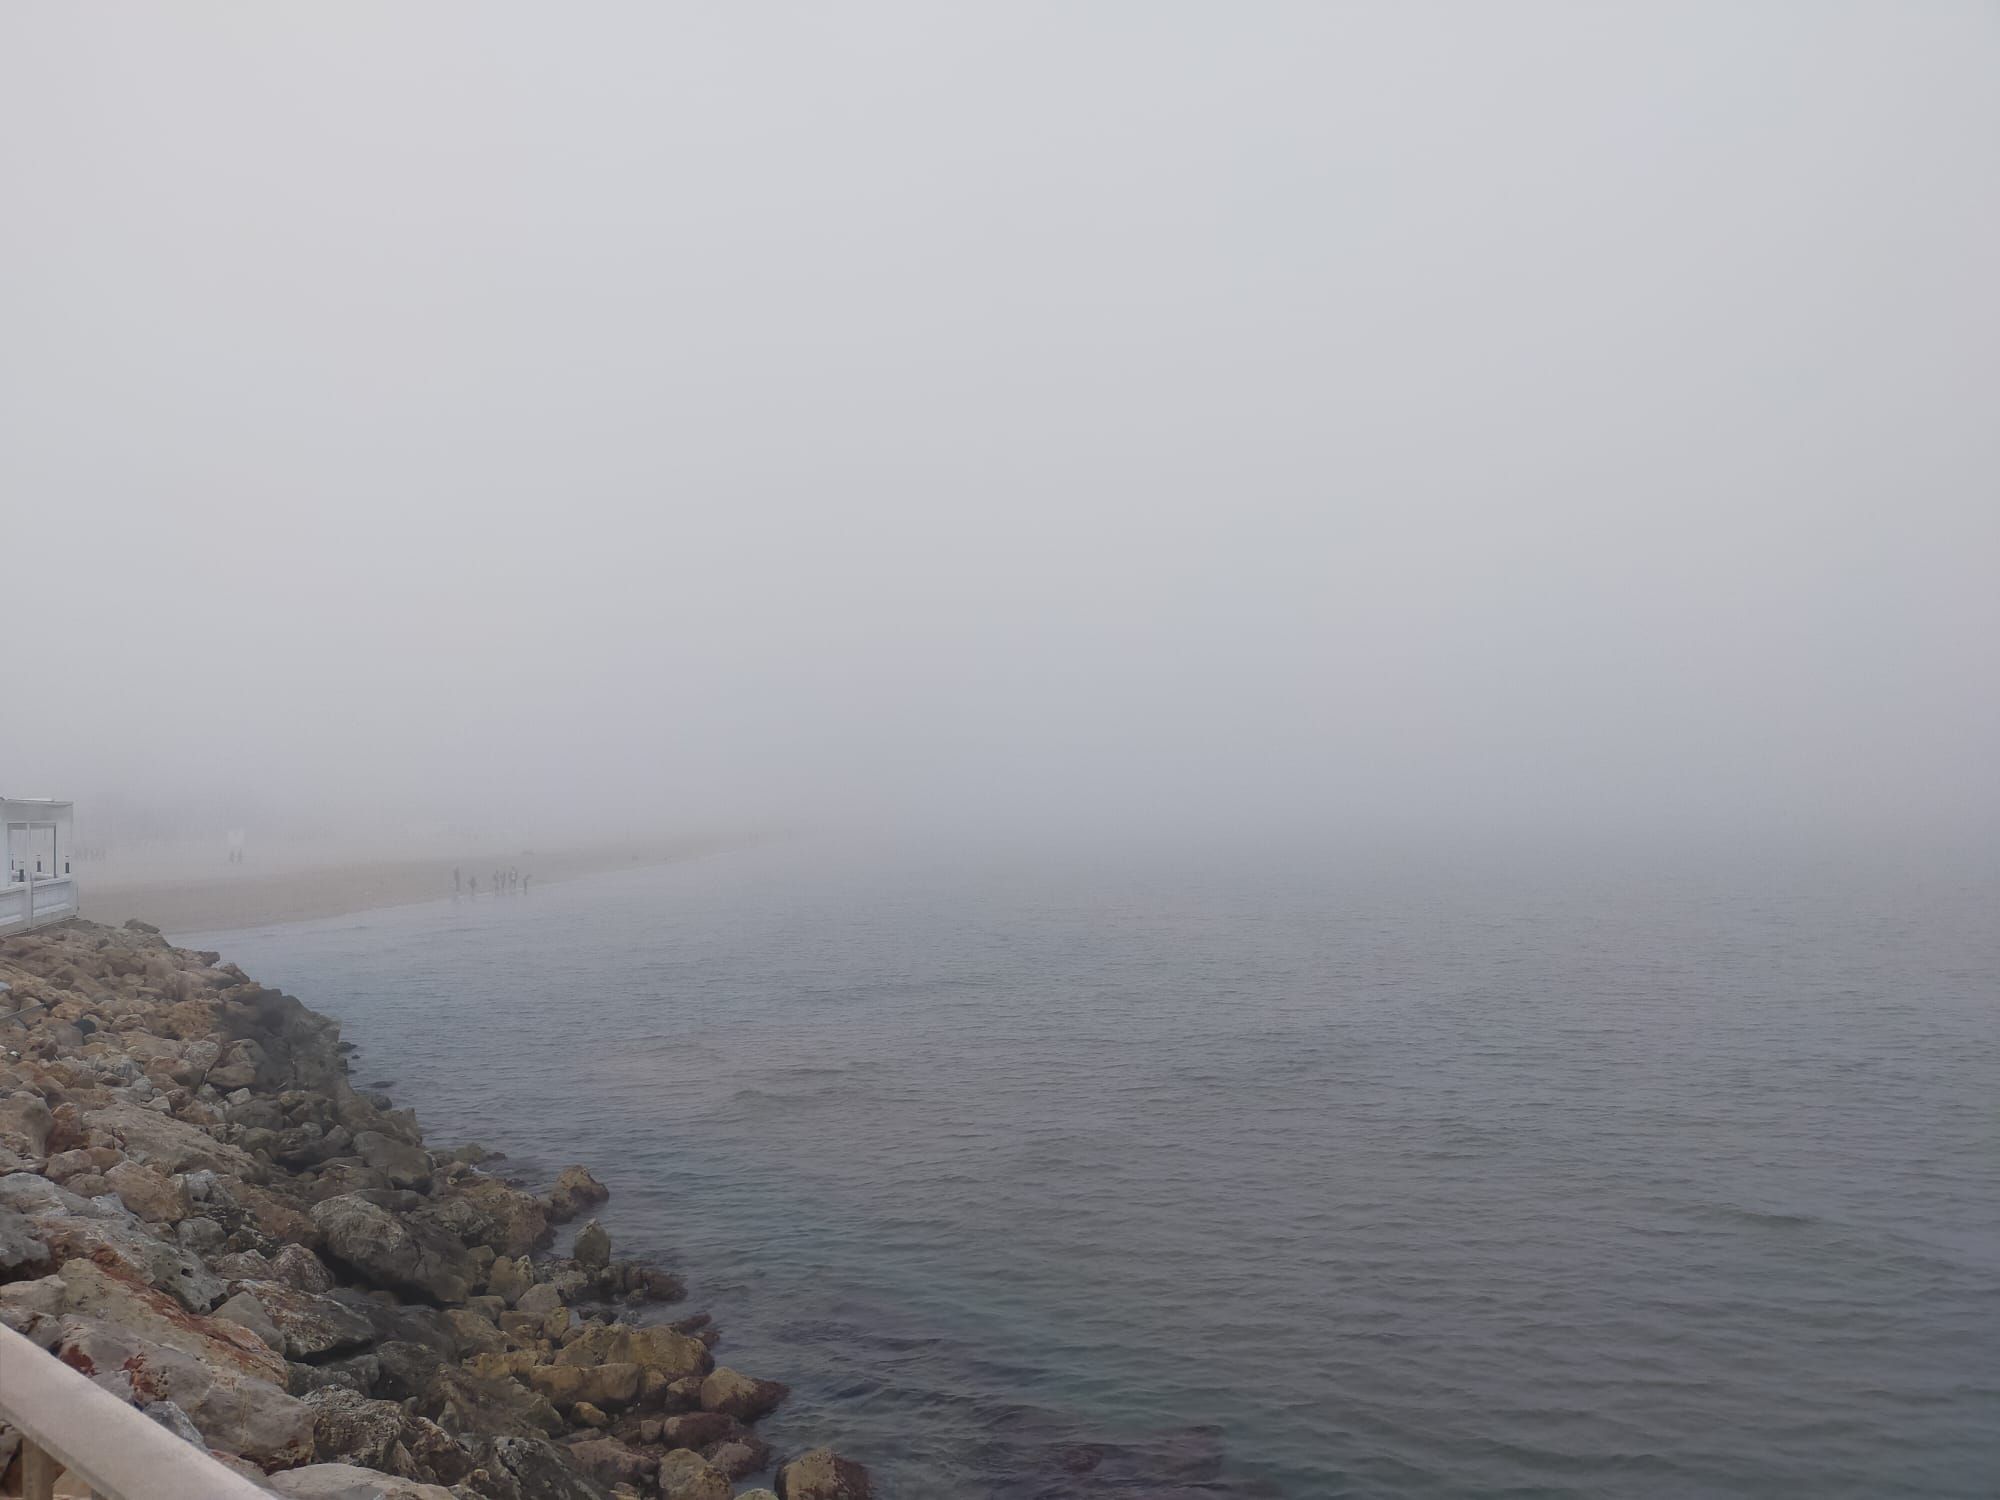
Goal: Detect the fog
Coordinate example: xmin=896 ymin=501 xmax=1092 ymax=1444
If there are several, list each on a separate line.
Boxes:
xmin=3 ymin=4 xmax=1995 ymax=851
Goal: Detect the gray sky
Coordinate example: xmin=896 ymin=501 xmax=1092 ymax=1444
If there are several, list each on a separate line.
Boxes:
xmin=3 ymin=3 xmax=1995 ymax=845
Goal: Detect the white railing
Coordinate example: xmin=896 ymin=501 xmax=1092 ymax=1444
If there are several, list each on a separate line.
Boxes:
xmin=0 ymin=1321 xmax=274 ymax=1500
xmin=0 ymin=874 xmax=78 ymax=936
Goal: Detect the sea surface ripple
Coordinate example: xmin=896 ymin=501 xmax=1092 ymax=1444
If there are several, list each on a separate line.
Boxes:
xmin=191 ymin=841 xmax=2000 ymax=1498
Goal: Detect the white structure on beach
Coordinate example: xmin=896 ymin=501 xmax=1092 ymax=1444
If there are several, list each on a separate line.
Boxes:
xmin=2 ymin=797 xmax=78 ymax=935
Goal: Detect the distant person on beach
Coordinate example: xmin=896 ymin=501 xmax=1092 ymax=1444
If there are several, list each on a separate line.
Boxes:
xmin=469 ymin=875 xmax=478 ymax=895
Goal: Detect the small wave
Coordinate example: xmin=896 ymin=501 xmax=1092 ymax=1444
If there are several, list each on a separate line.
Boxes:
xmin=1688 ymin=1203 xmax=1823 ymax=1229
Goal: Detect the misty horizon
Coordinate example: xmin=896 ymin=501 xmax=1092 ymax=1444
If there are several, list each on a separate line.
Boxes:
xmin=4 ymin=4 xmax=1995 ymax=849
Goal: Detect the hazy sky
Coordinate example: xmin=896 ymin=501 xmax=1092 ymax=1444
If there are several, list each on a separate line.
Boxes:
xmin=3 ymin=4 xmax=1995 ymax=844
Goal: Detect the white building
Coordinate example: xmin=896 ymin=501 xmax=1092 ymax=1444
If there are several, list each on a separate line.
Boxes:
xmin=1 ymin=797 xmax=78 ymax=935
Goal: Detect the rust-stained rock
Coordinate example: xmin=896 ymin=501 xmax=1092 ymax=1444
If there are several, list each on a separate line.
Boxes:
xmin=55 ymin=1313 xmax=315 ymax=1470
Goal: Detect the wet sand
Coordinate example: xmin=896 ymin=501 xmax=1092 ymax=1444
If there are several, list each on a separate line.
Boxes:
xmin=80 ymin=834 xmax=749 ymax=936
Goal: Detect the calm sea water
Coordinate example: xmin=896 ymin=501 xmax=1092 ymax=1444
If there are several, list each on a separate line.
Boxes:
xmin=189 ymin=840 xmax=2000 ymax=1499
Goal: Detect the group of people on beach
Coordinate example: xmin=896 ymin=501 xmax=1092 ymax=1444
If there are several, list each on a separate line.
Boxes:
xmin=453 ymin=865 xmax=531 ymax=897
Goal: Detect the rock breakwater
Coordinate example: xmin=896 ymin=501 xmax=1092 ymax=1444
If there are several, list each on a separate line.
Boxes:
xmin=0 ymin=918 xmax=870 ymax=1500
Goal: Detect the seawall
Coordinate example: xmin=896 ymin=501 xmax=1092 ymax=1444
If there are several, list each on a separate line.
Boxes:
xmin=0 ymin=918 xmax=870 ymax=1500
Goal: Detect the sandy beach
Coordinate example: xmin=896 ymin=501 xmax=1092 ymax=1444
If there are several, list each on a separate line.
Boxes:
xmin=77 ymin=834 xmax=751 ymax=936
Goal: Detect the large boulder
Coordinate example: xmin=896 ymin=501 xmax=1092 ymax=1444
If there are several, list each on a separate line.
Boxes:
xmin=460 ymin=1435 xmax=610 ymax=1500
xmin=524 ymin=1360 xmax=641 ymax=1411
xmin=658 ymin=1449 xmax=732 ymax=1500
xmin=515 ymin=1281 xmax=564 ymax=1316
xmin=104 ymin=1159 xmax=191 ymax=1223
xmin=661 ymin=1411 xmax=733 ymax=1449
xmin=571 ymin=1219 xmax=610 ymax=1269
xmin=312 ymin=1193 xmax=478 ymax=1304
xmin=44 ymin=1259 xmax=283 ymax=1380
xmin=303 ymin=1386 xmax=405 ymax=1469
xmin=443 ymin=1307 xmax=506 ymax=1355
xmin=266 ymin=1464 xmax=456 ymax=1500
xmin=0 ymin=1092 xmax=54 ymax=1159
xmin=273 ymin=1243 xmax=337 ymax=1293
xmin=436 ymin=1175 xmax=550 ymax=1258
xmin=0 ymin=1206 xmax=50 ymax=1275
xmin=485 ymin=1254 xmax=533 ymax=1306
xmin=213 ymin=1288 xmax=286 ymax=1352
xmin=553 ymin=1320 xmax=710 ymax=1379
xmin=55 ymin=1313 xmax=316 ymax=1470
xmin=709 ymin=1437 xmax=774 ymax=1480
xmin=567 ymin=1434 xmax=655 ymax=1488
xmin=699 ymin=1366 xmax=788 ymax=1422
xmin=577 ymin=1361 xmax=642 ymax=1409
xmin=205 ymin=1039 xmax=267 ymax=1093
xmin=0 ymin=1177 xmax=224 ymax=1310
xmin=519 ymin=1361 xmax=584 ymax=1406
xmin=544 ymin=1165 xmax=608 ymax=1224
xmin=82 ymin=1101 xmax=263 ymax=1179
xmin=353 ymin=1131 xmax=434 ymax=1191
xmin=232 ymin=1180 xmax=325 ymax=1248
xmin=775 ymin=1449 xmax=873 ymax=1500
xmin=220 ymin=1281 xmax=378 ymax=1360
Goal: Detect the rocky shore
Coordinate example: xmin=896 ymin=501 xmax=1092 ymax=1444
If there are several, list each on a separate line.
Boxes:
xmin=0 ymin=918 xmax=872 ymax=1500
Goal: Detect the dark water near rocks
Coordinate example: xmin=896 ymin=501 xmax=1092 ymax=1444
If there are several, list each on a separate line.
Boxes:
xmin=190 ymin=840 xmax=1999 ymax=1499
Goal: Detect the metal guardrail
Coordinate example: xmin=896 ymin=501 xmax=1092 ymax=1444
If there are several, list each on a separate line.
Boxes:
xmin=0 ymin=1320 xmax=275 ymax=1500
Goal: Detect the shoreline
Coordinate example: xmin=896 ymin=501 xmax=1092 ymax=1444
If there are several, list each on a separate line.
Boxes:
xmin=77 ymin=835 xmax=759 ymax=937
xmin=0 ymin=917 xmax=869 ymax=1499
